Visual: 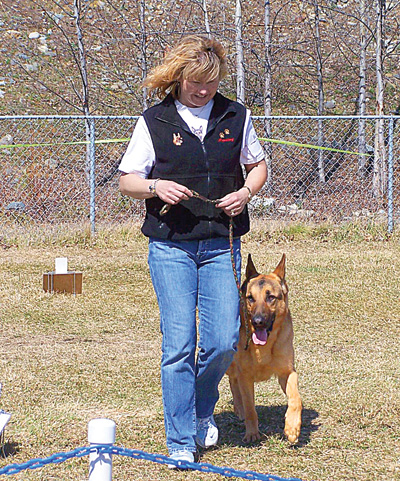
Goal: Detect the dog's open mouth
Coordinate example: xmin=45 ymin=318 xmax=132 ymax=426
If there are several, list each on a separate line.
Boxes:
xmin=252 ymin=329 xmax=268 ymax=346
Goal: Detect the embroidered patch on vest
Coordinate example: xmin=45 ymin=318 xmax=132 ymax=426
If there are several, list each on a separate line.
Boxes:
xmin=218 ymin=129 xmax=234 ymax=142
xmin=173 ymin=133 xmax=183 ymax=146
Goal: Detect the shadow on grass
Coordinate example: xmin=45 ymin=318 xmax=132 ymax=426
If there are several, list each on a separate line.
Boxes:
xmin=215 ymin=405 xmax=319 ymax=449
xmin=1 ymin=441 xmax=20 ymax=458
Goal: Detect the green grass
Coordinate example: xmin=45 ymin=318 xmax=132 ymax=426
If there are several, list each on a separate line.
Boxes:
xmin=1 ymin=223 xmax=400 ymax=480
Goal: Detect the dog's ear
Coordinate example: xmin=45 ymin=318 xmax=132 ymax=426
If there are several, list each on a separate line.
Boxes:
xmin=273 ymin=254 xmax=286 ymax=280
xmin=273 ymin=254 xmax=288 ymax=296
xmin=245 ymin=254 xmax=259 ymax=280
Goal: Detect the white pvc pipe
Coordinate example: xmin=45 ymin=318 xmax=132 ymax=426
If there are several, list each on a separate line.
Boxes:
xmin=88 ymin=418 xmax=116 ymax=481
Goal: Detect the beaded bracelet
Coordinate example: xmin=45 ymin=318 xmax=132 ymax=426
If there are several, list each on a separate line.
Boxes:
xmin=149 ymin=178 xmax=160 ymax=197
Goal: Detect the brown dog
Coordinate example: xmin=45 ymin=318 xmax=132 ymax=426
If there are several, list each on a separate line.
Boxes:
xmin=226 ymin=254 xmax=302 ymax=443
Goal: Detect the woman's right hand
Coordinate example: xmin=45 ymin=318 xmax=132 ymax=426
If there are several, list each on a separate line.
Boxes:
xmin=120 ymin=173 xmax=193 ymax=203
xmin=155 ymin=180 xmax=193 ymax=205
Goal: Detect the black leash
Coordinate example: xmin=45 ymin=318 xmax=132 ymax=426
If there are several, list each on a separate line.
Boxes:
xmin=228 ymin=220 xmax=251 ymax=350
xmin=159 ymin=190 xmax=220 ymax=216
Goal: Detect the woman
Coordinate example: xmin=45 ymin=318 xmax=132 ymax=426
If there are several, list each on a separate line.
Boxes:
xmin=119 ymin=34 xmax=267 ymax=465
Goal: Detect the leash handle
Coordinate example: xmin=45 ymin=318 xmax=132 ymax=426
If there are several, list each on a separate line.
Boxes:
xmin=159 ymin=190 xmax=221 ymax=216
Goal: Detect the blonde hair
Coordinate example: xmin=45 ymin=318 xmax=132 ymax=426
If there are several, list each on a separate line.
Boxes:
xmin=144 ymin=35 xmax=227 ymax=99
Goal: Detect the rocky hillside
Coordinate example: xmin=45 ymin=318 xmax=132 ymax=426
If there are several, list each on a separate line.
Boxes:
xmin=1 ymin=0 xmax=399 ymax=116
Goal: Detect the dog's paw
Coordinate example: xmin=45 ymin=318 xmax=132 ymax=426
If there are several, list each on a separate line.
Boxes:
xmin=243 ymin=430 xmax=261 ymax=443
xmin=284 ymin=405 xmax=301 ymax=444
xmin=284 ymin=425 xmax=300 ymax=444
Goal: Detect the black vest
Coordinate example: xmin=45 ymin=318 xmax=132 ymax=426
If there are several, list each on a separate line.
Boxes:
xmin=141 ymin=92 xmax=250 ymax=240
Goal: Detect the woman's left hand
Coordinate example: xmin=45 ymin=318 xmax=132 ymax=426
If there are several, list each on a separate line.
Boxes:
xmin=216 ymin=187 xmax=249 ymax=217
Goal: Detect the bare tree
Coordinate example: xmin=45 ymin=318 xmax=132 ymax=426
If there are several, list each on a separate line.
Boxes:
xmin=73 ymin=0 xmax=90 ymax=115
xmin=264 ymin=0 xmax=272 ymax=189
xmin=312 ymin=0 xmax=326 ymax=183
xmin=373 ymin=0 xmax=386 ymax=198
xmin=71 ymin=0 xmax=96 ymax=197
xmin=139 ymin=0 xmax=148 ymax=110
xmin=3 ymin=0 xmax=400 ymax=117
xmin=235 ymin=0 xmax=245 ymax=104
xmin=202 ymin=0 xmax=212 ymax=37
xmin=358 ymin=0 xmax=368 ymax=176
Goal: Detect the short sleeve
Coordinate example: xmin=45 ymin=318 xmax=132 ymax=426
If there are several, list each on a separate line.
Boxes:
xmin=118 ymin=116 xmax=156 ymax=178
xmin=240 ymin=110 xmax=265 ymax=165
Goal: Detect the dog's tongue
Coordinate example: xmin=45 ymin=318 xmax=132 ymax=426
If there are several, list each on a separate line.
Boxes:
xmin=252 ymin=329 xmax=268 ymax=345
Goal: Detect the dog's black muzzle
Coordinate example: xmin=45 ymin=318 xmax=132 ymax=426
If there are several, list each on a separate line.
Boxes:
xmin=251 ymin=313 xmax=275 ymax=333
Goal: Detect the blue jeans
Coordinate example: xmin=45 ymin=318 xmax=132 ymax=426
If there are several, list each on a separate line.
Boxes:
xmin=148 ymin=236 xmax=241 ymax=454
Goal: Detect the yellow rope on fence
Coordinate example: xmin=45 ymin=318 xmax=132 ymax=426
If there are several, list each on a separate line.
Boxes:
xmin=0 ymin=136 xmax=371 ymax=156
xmin=0 ymin=138 xmax=131 ymax=149
xmin=258 ymin=137 xmax=371 ymax=156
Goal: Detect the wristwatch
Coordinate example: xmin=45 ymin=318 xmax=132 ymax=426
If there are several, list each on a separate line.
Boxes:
xmin=149 ymin=178 xmax=160 ymax=197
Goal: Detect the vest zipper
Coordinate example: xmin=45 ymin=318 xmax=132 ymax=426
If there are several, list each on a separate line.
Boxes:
xmin=200 ymin=139 xmax=212 ymax=237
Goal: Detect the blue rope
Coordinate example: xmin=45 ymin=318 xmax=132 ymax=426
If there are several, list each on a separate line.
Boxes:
xmin=0 ymin=445 xmax=305 ymax=481
xmin=0 ymin=447 xmax=94 ymax=475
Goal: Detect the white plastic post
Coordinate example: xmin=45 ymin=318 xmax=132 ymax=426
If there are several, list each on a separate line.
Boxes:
xmin=0 ymin=383 xmax=12 ymax=440
xmin=88 ymin=418 xmax=116 ymax=481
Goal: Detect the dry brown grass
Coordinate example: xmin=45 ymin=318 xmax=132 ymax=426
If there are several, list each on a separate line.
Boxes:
xmin=1 ymin=222 xmax=400 ymax=480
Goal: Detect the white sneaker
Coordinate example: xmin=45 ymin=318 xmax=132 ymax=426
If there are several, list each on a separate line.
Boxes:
xmin=167 ymin=450 xmax=195 ymax=469
xmin=196 ymin=415 xmax=219 ymax=448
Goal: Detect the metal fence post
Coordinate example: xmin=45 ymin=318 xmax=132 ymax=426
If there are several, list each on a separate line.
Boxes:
xmin=88 ymin=418 xmax=116 ymax=481
xmin=88 ymin=117 xmax=96 ymax=234
xmin=387 ymin=117 xmax=394 ymax=233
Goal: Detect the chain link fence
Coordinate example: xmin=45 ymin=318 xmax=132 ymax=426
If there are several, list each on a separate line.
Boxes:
xmin=1 ymin=115 xmax=399 ymax=236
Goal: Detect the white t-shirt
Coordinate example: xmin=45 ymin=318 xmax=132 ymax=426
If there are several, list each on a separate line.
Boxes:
xmin=119 ymin=98 xmax=265 ymax=178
